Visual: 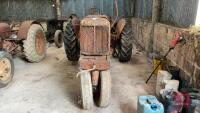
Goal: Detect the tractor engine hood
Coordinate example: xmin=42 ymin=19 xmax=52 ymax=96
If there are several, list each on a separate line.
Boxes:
xmin=81 ymin=15 xmax=110 ymax=27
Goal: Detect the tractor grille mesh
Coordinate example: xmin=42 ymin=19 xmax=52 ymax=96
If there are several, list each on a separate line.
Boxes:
xmin=80 ymin=26 xmax=110 ymax=55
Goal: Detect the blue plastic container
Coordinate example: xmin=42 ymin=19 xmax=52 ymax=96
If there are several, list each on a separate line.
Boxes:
xmin=137 ymin=95 xmax=164 ymax=113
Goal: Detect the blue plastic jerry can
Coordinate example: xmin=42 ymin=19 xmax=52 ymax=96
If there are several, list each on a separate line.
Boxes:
xmin=137 ymin=95 xmax=164 ymax=113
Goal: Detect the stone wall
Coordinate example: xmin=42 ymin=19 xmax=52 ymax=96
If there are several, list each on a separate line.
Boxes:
xmin=132 ymin=18 xmax=200 ymax=88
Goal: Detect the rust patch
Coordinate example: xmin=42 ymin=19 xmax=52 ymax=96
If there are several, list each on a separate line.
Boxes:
xmin=0 ymin=23 xmax=12 ymax=38
xmin=115 ymin=19 xmax=126 ymax=38
xmin=17 ymin=20 xmax=42 ymax=40
xmin=80 ymin=15 xmax=110 ymax=56
xmin=35 ymin=30 xmax=45 ymax=55
xmin=2 ymin=40 xmax=17 ymax=53
xmin=81 ymin=15 xmax=110 ymax=27
xmin=92 ymin=70 xmax=99 ymax=86
xmin=71 ymin=16 xmax=80 ymax=36
xmin=79 ymin=56 xmax=110 ymax=70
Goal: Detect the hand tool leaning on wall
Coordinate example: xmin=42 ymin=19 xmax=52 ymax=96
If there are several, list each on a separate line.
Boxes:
xmin=146 ymin=32 xmax=186 ymax=84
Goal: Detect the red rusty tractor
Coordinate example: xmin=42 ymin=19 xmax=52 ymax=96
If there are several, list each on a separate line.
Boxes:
xmin=0 ymin=21 xmax=46 ymax=88
xmin=63 ymin=0 xmax=133 ymax=109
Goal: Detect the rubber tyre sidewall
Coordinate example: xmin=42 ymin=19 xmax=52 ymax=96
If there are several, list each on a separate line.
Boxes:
xmin=118 ymin=24 xmax=133 ymax=62
xmin=0 ymin=51 xmax=14 ymax=88
xmin=63 ymin=21 xmax=80 ymax=61
xmin=54 ymin=30 xmax=63 ymax=48
xmin=23 ymin=24 xmax=46 ymax=63
xmin=95 ymin=70 xmax=111 ymax=107
xmin=80 ymin=71 xmax=94 ymax=110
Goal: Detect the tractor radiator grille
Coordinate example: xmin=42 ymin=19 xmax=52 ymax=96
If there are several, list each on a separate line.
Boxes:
xmin=80 ymin=26 xmax=110 ymax=55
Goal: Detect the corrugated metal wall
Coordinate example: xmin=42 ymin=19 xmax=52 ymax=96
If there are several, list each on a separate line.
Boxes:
xmin=160 ymin=0 xmax=199 ymax=27
xmin=0 ymin=0 xmax=198 ymax=27
xmin=133 ymin=0 xmax=199 ymax=27
xmin=134 ymin=0 xmax=152 ymax=20
xmin=0 ymin=0 xmax=54 ymax=21
xmin=0 ymin=0 xmax=133 ymax=21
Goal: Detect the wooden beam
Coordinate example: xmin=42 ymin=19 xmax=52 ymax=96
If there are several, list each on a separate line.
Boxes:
xmin=148 ymin=0 xmax=160 ymax=54
xmin=152 ymin=0 xmax=160 ymax=23
xmin=54 ymin=0 xmax=61 ymax=19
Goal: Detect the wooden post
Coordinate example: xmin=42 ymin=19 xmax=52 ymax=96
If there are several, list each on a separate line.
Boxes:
xmin=133 ymin=0 xmax=137 ymax=17
xmin=53 ymin=0 xmax=61 ymax=19
xmin=148 ymin=0 xmax=160 ymax=54
xmin=152 ymin=0 xmax=160 ymax=23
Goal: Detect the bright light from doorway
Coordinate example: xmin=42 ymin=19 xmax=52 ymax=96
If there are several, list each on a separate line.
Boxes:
xmin=195 ymin=0 xmax=200 ymax=25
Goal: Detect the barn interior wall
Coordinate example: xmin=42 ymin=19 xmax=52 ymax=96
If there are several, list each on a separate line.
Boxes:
xmin=0 ymin=0 xmax=198 ymax=27
xmin=134 ymin=0 xmax=199 ymax=27
xmin=132 ymin=20 xmax=200 ymax=88
xmin=0 ymin=0 xmax=133 ymax=21
xmin=132 ymin=0 xmax=200 ymax=88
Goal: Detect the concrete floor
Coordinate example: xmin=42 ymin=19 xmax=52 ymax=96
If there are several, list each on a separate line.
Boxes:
xmin=0 ymin=46 xmax=156 ymax=113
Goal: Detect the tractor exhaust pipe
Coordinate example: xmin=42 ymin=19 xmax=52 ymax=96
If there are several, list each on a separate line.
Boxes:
xmin=111 ymin=0 xmax=119 ymax=28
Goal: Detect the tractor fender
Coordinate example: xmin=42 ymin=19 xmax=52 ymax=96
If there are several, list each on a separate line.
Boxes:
xmin=70 ymin=14 xmax=80 ymax=36
xmin=115 ymin=19 xmax=126 ymax=39
xmin=17 ymin=20 xmax=44 ymax=40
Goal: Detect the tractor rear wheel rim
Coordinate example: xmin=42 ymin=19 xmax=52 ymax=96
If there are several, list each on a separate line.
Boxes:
xmin=35 ymin=30 xmax=45 ymax=55
xmin=0 ymin=58 xmax=11 ymax=81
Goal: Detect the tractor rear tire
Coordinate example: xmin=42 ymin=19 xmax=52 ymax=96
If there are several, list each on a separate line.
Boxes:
xmin=94 ymin=70 xmax=111 ymax=107
xmin=80 ymin=71 xmax=94 ymax=110
xmin=63 ymin=21 xmax=80 ymax=61
xmin=118 ymin=24 xmax=133 ymax=62
xmin=54 ymin=30 xmax=63 ymax=48
xmin=0 ymin=51 xmax=14 ymax=88
xmin=23 ymin=24 xmax=46 ymax=63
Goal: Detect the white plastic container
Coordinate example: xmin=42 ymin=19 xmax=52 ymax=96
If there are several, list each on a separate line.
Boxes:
xmin=156 ymin=70 xmax=172 ymax=96
xmin=164 ymin=80 xmax=179 ymax=91
xmin=159 ymin=80 xmax=180 ymax=96
xmin=195 ymin=107 xmax=200 ymax=113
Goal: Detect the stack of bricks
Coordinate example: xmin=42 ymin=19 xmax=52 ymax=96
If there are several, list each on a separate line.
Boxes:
xmin=132 ymin=18 xmax=200 ymax=88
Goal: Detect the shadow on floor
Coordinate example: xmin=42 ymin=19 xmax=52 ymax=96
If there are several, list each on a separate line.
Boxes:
xmin=120 ymin=102 xmax=137 ymax=113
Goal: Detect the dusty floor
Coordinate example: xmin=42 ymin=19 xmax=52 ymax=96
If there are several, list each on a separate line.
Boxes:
xmin=0 ymin=46 xmax=156 ymax=113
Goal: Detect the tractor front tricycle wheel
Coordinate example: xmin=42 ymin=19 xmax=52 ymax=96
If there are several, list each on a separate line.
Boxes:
xmin=94 ymin=70 xmax=111 ymax=107
xmin=80 ymin=71 xmax=94 ymax=110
